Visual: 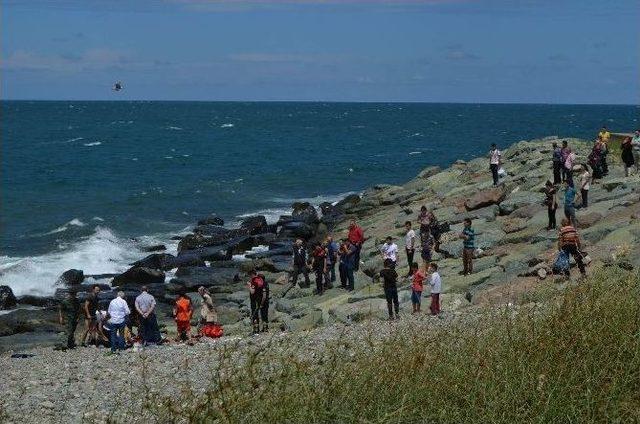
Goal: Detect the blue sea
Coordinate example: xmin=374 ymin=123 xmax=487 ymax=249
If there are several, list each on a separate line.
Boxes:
xmin=1 ymin=101 xmax=637 ymax=296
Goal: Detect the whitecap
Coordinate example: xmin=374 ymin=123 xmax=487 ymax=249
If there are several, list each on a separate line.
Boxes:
xmin=132 ymin=158 xmax=138 ymax=161
xmin=234 ymin=178 xmax=244 ymax=182
xmin=68 ymin=218 xmax=86 ymax=227
xmin=66 ymin=137 xmax=84 ymax=143
xmin=182 ymin=154 xmax=190 ymax=158
xmin=220 ymin=123 xmax=234 ymax=128
xmin=92 ymin=217 xmax=105 ymax=222
xmin=164 ymin=156 xmax=174 ymax=159
xmin=409 ymin=151 xmax=422 ymax=155
xmin=349 ymin=168 xmax=354 ymax=172
xmin=167 ymin=126 xmax=183 ymax=131
xmin=83 ymin=142 xmax=102 ymax=147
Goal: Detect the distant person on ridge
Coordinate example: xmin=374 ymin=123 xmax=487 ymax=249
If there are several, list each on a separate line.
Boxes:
xmin=404 ymin=221 xmax=417 ymax=277
xmin=489 ymin=143 xmax=502 ymax=186
xmin=632 ymin=129 xmax=640 ymax=174
xmin=427 ymin=263 xmax=442 ymax=316
xmin=135 ymin=286 xmax=162 ymax=345
xmin=459 ymin=218 xmax=475 ymax=276
xmin=81 ymin=284 xmax=100 ymax=346
xmin=552 ymin=142 xmax=563 ymax=185
xmin=291 ymin=239 xmax=310 ymax=288
xmin=579 ymin=164 xmax=591 ymax=208
xmin=380 ymin=259 xmax=399 ymax=320
xmin=347 ymin=220 xmax=365 ymax=271
xmin=311 ymin=242 xmax=328 ymax=295
xmin=563 ymin=180 xmax=577 ymax=227
xmin=621 ymin=136 xmax=635 ymax=177
xmin=107 ymin=291 xmax=130 ymax=354
xmin=544 ymin=180 xmax=558 ymax=230
xmin=560 ymin=140 xmax=570 ymax=183
xmin=558 ymin=218 xmax=586 ymax=278
xmin=173 ymin=292 xmax=193 ymax=342
xmin=417 ymin=205 xmax=434 ymax=235
xmin=58 ymin=288 xmax=80 ymax=350
xmin=380 ymin=236 xmax=398 ymax=268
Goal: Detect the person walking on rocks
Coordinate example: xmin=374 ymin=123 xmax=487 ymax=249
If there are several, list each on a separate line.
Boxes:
xmin=311 ymin=242 xmax=328 ymax=295
xmin=563 ymin=181 xmax=578 ymax=227
xmin=198 ymin=287 xmax=222 ymax=338
xmin=632 ymin=130 xmax=640 ymax=174
xmin=135 ymin=286 xmax=162 ymax=345
xmin=173 ymin=292 xmax=193 ymax=342
xmin=579 ymin=164 xmax=591 ymax=208
xmin=459 ymin=218 xmax=475 ymax=276
xmin=380 ymin=259 xmax=399 ymax=320
xmin=343 ymin=239 xmax=358 ymax=291
xmin=347 ymin=220 xmax=365 ymax=271
xmin=107 ymin=291 xmax=130 ymax=354
xmin=544 ymin=180 xmax=559 ymax=230
xmin=489 ymin=143 xmax=502 ymax=186
xmin=552 ymin=142 xmax=563 ymax=185
xmin=81 ymin=285 xmax=100 ymax=346
xmin=326 ymin=235 xmax=339 ymax=283
xmin=58 ymin=288 xmax=80 ymax=350
xmin=248 ymin=270 xmax=269 ymax=333
xmin=621 ymin=136 xmax=635 ymax=177
xmin=588 ymin=139 xmax=604 ymax=183
xmin=564 ymin=147 xmax=577 ymax=187
xmin=380 ymin=236 xmax=398 ymax=268
xmin=404 ymin=221 xmax=416 ymax=277
xmin=409 ymin=262 xmax=425 ymax=314
xmin=428 ymin=263 xmax=442 ymax=316
xmin=291 ymin=239 xmax=310 ymax=288
xmin=558 ymin=218 xmax=586 ymax=278
xmin=560 ymin=140 xmax=570 ymax=183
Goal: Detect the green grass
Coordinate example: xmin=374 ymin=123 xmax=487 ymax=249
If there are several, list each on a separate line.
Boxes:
xmin=140 ymin=267 xmax=640 ymax=423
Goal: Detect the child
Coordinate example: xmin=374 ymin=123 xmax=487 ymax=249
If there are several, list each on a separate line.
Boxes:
xmin=173 ymin=292 xmax=193 ymax=341
xmin=409 ymin=262 xmax=425 ymax=313
xmin=428 ymin=263 xmax=441 ymax=316
xmin=379 ymin=259 xmax=399 ymax=320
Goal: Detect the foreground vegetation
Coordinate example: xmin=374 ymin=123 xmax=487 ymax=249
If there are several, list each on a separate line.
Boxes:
xmin=132 ymin=266 xmax=640 ymax=424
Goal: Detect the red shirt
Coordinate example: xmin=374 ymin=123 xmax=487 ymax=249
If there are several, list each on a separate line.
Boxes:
xmin=348 ymin=225 xmax=364 ymax=244
xmin=411 ymin=270 xmax=425 ymax=292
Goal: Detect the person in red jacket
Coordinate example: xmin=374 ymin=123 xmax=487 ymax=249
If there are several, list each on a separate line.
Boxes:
xmin=347 ymin=219 xmax=365 ymax=271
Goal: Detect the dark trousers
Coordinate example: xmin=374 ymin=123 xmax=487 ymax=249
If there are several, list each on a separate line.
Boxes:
xmin=110 ymin=322 xmax=126 ymax=352
xmin=405 ymin=248 xmax=415 ymax=275
xmin=565 ymin=166 xmax=574 ymax=187
xmin=291 ymin=265 xmax=310 ymax=288
xmin=353 ymin=244 xmax=362 ymax=271
xmin=384 ymin=286 xmax=399 ymax=318
xmin=490 ymin=164 xmax=499 ymax=186
xmin=339 ymin=263 xmax=348 ymax=287
xmin=562 ymin=245 xmax=586 ymax=276
xmin=462 ymin=248 xmax=474 ymax=275
xmin=553 ymin=162 xmax=562 ymax=185
xmin=564 ymin=206 xmax=577 ymax=228
xmin=65 ymin=317 xmax=78 ymax=349
xmin=430 ymin=293 xmax=440 ymax=316
xmin=346 ymin=264 xmax=355 ymax=290
xmin=602 ymin=154 xmax=609 ymax=175
xmin=314 ymin=268 xmax=324 ymax=294
xmin=328 ymin=262 xmax=336 ymax=282
xmin=139 ymin=313 xmax=161 ymax=344
xmin=547 ymin=206 xmax=557 ymax=229
xmin=581 ymin=189 xmax=588 ymax=208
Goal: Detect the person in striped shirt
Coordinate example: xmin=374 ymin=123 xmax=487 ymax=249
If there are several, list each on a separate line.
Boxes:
xmin=459 ymin=218 xmax=475 ymax=276
xmin=557 ymin=218 xmax=586 ymax=277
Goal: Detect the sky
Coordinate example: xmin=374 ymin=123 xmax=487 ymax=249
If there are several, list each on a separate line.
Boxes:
xmin=1 ymin=0 xmax=639 ymax=103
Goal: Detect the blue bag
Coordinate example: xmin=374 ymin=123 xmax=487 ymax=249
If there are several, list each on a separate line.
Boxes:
xmin=553 ymin=250 xmax=570 ymax=273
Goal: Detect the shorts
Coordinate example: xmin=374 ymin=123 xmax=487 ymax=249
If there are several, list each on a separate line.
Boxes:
xmin=411 ymin=289 xmax=422 ymax=305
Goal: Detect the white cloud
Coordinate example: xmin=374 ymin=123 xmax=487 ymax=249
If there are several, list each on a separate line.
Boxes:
xmin=2 ymin=48 xmax=140 ymax=73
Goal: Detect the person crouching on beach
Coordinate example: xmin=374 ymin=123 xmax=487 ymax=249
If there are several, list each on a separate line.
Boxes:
xmin=427 ymin=263 xmax=441 ymax=316
xmin=380 ymin=259 xmax=399 ymax=320
xmin=173 ymin=292 xmax=193 ymax=342
xmin=409 ymin=262 xmax=425 ymax=314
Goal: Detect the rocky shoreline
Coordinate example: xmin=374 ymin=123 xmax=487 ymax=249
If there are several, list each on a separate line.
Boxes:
xmin=2 ymin=135 xmax=640 ymax=355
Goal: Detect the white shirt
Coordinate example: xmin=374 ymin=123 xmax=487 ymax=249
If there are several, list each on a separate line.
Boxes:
xmin=565 ymin=152 xmax=576 ymax=169
xmin=429 ymin=272 xmax=442 ymax=294
xmin=580 ymin=172 xmax=591 ymax=191
xmin=381 ymin=243 xmax=398 ymax=262
xmin=405 ymin=229 xmax=416 ymax=250
xmin=108 ymin=296 xmax=130 ymax=325
xmin=490 ymin=149 xmax=501 ymax=165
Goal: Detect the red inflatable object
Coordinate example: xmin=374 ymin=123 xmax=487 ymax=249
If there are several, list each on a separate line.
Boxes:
xmin=201 ymin=323 xmax=224 ymax=338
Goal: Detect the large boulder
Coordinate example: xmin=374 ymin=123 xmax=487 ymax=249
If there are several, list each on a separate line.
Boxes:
xmin=178 ymin=246 xmax=232 ymax=262
xmin=142 ymin=244 xmax=166 ymax=252
xmin=335 ymin=194 xmax=361 ymax=211
xmin=0 ymin=286 xmax=17 ymax=310
xmin=240 ymin=215 xmax=269 ymax=235
xmin=111 ymin=267 xmax=165 ymax=287
xmin=197 ymin=214 xmax=224 ymax=227
xmin=132 ymin=253 xmax=178 ymax=270
xmin=57 ymin=269 xmax=84 ymax=286
xmin=464 ymin=187 xmax=506 ymax=211
xmin=577 ymin=212 xmax=604 ymax=229
xmin=168 ymin=266 xmax=239 ymax=293
xmin=291 ymin=202 xmax=319 ymax=224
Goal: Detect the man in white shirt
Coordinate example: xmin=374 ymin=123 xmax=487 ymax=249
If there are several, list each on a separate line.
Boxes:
xmin=380 ymin=236 xmax=398 ymax=268
xmin=108 ymin=291 xmax=130 ymax=353
xmin=404 ymin=221 xmax=416 ymax=277
xmin=135 ymin=286 xmax=162 ymax=345
xmin=428 ymin=263 xmax=442 ymax=316
xmin=489 ymin=143 xmax=502 ymax=186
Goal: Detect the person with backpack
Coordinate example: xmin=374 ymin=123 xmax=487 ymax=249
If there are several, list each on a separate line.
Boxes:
xmin=544 ymin=180 xmax=559 ymax=230
xmin=311 ymin=242 xmax=328 ymax=295
xmin=173 ymin=292 xmax=193 ymax=341
xmin=552 ymin=142 xmax=563 ymax=185
xmin=557 ymin=218 xmax=586 ymax=278
xmin=248 ymin=269 xmax=269 ymax=333
xmin=291 ymin=239 xmax=310 ymax=288
xmin=598 ymin=126 xmax=611 ymax=175
xmin=489 ymin=143 xmax=502 ymax=186
xmin=380 ymin=259 xmax=399 ymax=320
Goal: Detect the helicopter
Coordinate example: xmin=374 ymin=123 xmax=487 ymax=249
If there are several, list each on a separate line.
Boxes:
xmin=112 ymin=81 xmax=123 ymax=92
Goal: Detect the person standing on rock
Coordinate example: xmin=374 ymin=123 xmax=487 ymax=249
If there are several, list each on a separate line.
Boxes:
xmin=621 ymin=136 xmax=635 ymax=177
xmin=107 ymin=291 xmax=130 ymax=354
xmin=588 ymin=139 xmax=604 ymax=183
xmin=338 ymin=239 xmax=349 ymax=289
xmin=58 ymin=288 xmax=80 ymax=350
xmin=380 ymin=259 xmax=399 ymax=320
xmin=564 ymin=147 xmax=577 ymax=187
xmin=632 ymin=130 xmax=640 ymax=174
xmin=326 ymin=235 xmax=339 ymax=284
xmin=552 ymin=142 xmax=563 ymax=185
xmin=563 ymin=181 xmax=578 ymax=228
xmin=560 ymin=140 xmax=570 ymax=183
xmin=417 ymin=205 xmax=434 ymax=236
xmin=380 ymin=236 xmax=398 ymax=268
xmin=544 ymin=180 xmax=559 ymax=230
xmin=428 ymin=263 xmax=442 ymax=316
xmin=489 ymin=143 xmax=502 ymax=186
xmin=420 ymin=230 xmax=435 ymax=270
xmin=347 ymin=220 xmax=365 ymax=271
xmin=409 ymin=262 xmax=425 ymax=314
xmin=135 ymin=286 xmax=162 ymax=346
xmin=558 ymin=218 xmax=586 ymax=278
xmin=173 ymin=292 xmax=193 ymax=342
xmin=291 ymin=239 xmax=310 ymax=288
xmin=81 ymin=285 xmax=100 ymax=346
xmin=579 ymin=164 xmax=591 ymax=208
xmin=248 ymin=270 xmax=268 ymax=333
xmin=404 ymin=221 xmax=417 ymax=277
xmin=459 ymin=218 xmax=475 ymax=276
xmin=343 ymin=239 xmax=358 ymax=291
xmin=311 ymin=242 xmax=328 ymax=295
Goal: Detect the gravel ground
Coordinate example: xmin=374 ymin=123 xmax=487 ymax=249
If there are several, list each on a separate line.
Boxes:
xmin=0 ymin=311 xmax=467 ymax=424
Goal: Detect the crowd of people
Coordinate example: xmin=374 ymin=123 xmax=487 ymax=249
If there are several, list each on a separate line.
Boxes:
xmin=57 ymin=126 xmax=637 ymax=351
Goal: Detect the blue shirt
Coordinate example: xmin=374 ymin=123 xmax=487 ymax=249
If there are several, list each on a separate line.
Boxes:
xmin=344 ymin=244 xmax=357 ymax=268
xmin=462 ymin=227 xmax=475 ymax=249
xmin=564 ymin=186 xmax=576 ymax=207
xmin=327 ymin=241 xmax=339 ymax=265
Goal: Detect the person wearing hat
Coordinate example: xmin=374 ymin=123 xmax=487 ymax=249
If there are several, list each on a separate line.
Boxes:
xmin=380 ymin=236 xmax=399 ymax=268
xmin=58 ymin=287 xmax=81 ymax=350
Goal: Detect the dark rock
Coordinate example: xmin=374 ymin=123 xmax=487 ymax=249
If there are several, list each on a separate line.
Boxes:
xmin=17 ymin=295 xmax=58 ymax=308
xmin=0 ymin=286 xmax=17 ymax=310
xmin=117 ymin=283 xmax=166 ymax=300
xmin=240 ymin=215 xmax=269 ymax=235
xmin=170 ymin=236 xmax=183 ymax=241
xmin=178 ymin=246 xmax=232 ymax=262
xmin=111 ymin=267 xmax=165 ymax=287
xmin=193 ymin=224 xmax=235 ymax=237
xmin=238 ymin=259 xmax=279 ymax=274
xmin=511 ymin=204 xmax=540 ymax=219
xmin=335 ymin=194 xmax=361 ymax=211
xmin=465 ymin=187 xmax=506 ymax=211
xmin=197 ymin=214 xmax=224 ymax=227
xmin=57 ymin=269 xmax=84 ymax=286
xmin=291 ymin=202 xmax=319 ymax=224
xmin=0 ymin=308 xmax=60 ymax=338
xmin=279 ymin=221 xmax=316 ymax=240
xmin=132 ymin=253 xmax=177 ymax=270
xmin=169 ymin=267 xmax=239 ymax=292
xmin=418 ymin=166 xmax=441 ymax=179
xmin=245 ymin=246 xmax=291 ymax=259
xmin=142 ymin=244 xmax=166 ymax=252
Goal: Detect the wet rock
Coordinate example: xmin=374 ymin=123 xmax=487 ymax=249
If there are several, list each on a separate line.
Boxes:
xmin=465 ymin=187 xmax=506 ymax=211
xmin=111 ymin=267 xmax=165 ymax=287
xmin=179 ymin=246 xmax=232 ymax=262
xmin=17 ymin=295 xmax=58 ymax=308
xmin=131 ymin=253 xmax=178 ymax=270
xmin=197 ymin=214 xmax=224 ymax=227
xmin=169 ymin=266 xmax=239 ymax=292
xmin=240 ymin=215 xmax=269 ymax=235
xmin=57 ymin=269 xmax=84 ymax=286
xmin=291 ymin=202 xmax=319 ymax=224
xmin=335 ymin=194 xmax=361 ymax=211
xmin=0 ymin=286 xmax=17 ymax=310
xmin=142 ymin=244 xmax=166 ymax=252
